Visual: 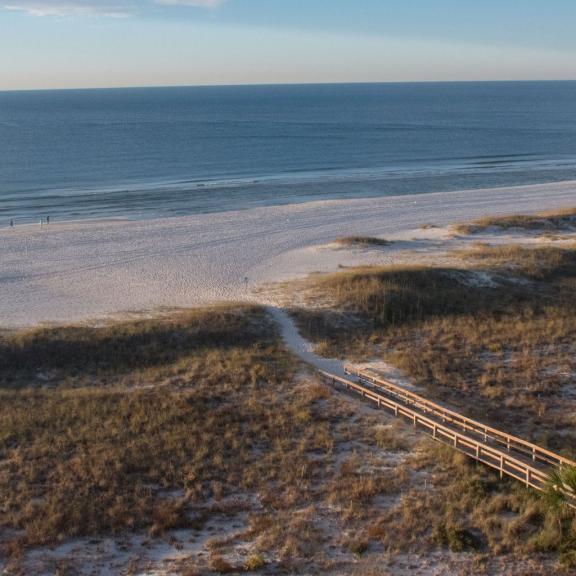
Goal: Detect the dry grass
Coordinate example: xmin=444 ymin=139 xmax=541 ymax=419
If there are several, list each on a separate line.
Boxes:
xmin=458 ymin=243 xmax=576 ymax=280
xmin=0 ymin=305 xmax=272 ymax=389
xmin=366 ymin=442 xmax=576 ymax=563
xmin=387 ymin=305 xmax=576 ymax=442
xmin=334 ymin=236 xmax=393 ymax=248
xmin=284 ymin=238 xmax=576 ymax=567
xmin=0 ymin=304 xmax=416 ymax=574
xmin=0 ymin=306 xmax=316 ymax=552
xmin=301 ymin=264 xmax=516 ymax=322
xmin=453 ymin=208 xmax=576 ymax=234
xmin=291 ymin=244 xmax=576 ymax=449
xmin=291 ymin=262 xmax=531 ymax=361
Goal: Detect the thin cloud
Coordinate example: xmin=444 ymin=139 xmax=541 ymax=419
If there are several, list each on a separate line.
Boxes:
xmin=3 ymin=1 xmax=132 ymax=16
xmin=155 ymin=0 xmax=225 ymax=6
xmin=3 ymin=0 xmax=225 ymax=16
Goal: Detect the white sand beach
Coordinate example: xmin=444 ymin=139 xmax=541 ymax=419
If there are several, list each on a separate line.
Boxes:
xmin=1 ymin=180 xmax=575 ymax=327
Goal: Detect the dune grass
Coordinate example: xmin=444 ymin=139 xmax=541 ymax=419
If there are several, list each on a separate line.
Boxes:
xmin=454 ymin=207 xmax=576 ymax=234
xmin=289 ymin=243 xmax=576 ymax=566
xmin=0 ymin=305 xmax=275 ymax=389
xmin=291 ymin=244 xmax=576 ymax=451
xmin=2 ymin=304 xmax=576 ymax=572
xmin=0 ymin=306 xmax=311 ymax=550
xmin=334 ymin=236 xmax=393 ymax=248
xmin=457 ymin=243 xmax=576 ymax=280
xmin=0 ymin=304 xmax=412 ymax=573
xmin=367 ymin=443 xmax=576 ymax=565
xmin=291 ymin=257 xmax=543 ymax=348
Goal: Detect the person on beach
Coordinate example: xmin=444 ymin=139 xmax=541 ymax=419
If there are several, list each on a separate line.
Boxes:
xmin=46 ymin=216 xmax=50 ymax=225
xmin=9 ymin=219 xmax=14 ymax=228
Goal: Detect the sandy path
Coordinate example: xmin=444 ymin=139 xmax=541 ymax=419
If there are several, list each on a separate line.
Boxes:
xmin=1 ymin=180 xmax=575 ymax=327
xmin=265 ymin=306 xmax=347 ymax=377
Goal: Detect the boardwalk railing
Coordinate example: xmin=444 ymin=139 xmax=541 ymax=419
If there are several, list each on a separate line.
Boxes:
xmin=344 ymin=366 xmax=576 ymax=471
xmin=318 ymin=369 xmax=576 ymax=501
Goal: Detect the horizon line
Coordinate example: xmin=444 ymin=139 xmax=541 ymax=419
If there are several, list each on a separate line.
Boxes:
xmin=2 ymin=78 xmax=576 ymax=94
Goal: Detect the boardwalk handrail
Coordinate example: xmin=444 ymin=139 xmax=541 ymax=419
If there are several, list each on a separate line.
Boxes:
xmin=319 ymin=370 xmax=552 ymax=493
xmin=345 ymin=365 xmax=576 ymax=471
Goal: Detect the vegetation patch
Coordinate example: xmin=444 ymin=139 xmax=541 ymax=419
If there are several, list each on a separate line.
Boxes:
xmin=291 ymin=244 xmax=576 ymax=450
xmin=453 ymin=207 xmax=576 ymax=234
xmin=457 ymin=243 xmax=576 ymax=280
xmin=0 ymin=305 xmax=411 ymax=573
xmin=0 ymin=307 xmax=311 ymax=552
xmin=368 ymin=443 xmax=576 ymax=559
xmin=298 ymin=265 xmax=512 ymax=324
xmin=334 ymin=236 xmax=393 ymax=248
xmin=0 ymin=305 xmax=273 ymax=389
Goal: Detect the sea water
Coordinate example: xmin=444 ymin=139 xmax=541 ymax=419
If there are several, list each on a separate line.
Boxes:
xmin=1 ymin=81 xmax=576 ymax=224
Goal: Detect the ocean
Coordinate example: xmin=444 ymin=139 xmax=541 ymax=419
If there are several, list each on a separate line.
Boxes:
xmin=1 ymin=81 xmax=576 ymax=224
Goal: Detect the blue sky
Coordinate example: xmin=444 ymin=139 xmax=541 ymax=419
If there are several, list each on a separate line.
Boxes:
xmin=2 ymin=0 xmax=576 ymax=90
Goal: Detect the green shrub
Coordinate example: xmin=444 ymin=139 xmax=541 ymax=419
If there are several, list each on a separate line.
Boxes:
xmin=432 ymin=523 xmax=480 ymax=552
xmin=244 ymin=553 xmax=266 ymax=571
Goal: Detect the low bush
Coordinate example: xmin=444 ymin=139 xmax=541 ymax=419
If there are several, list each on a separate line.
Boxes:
xmin=335 ymin=236 xmax=393 ymax=248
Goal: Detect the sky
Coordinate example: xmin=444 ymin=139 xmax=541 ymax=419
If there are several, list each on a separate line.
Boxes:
xmin=1 ymin=0 xmax=576 ymax=90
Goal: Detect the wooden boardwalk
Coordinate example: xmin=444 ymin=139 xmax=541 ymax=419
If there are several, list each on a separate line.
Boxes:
xmin=319 ymin=366 xmax=576 ymax=501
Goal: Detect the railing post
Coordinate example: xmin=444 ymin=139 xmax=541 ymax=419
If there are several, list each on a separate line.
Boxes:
xmin=500 ymin=455 xmax=504 ymax=479
xmin=526 ymin=468 xmax=531 ymax=487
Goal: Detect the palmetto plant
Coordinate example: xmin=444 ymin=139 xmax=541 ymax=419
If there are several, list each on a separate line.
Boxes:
xmin=543 ymin=466 xmax=576 ymax=517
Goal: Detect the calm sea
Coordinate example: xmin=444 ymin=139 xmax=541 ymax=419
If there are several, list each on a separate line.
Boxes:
xmin=1 ymin=82 xmax=576 ymax=224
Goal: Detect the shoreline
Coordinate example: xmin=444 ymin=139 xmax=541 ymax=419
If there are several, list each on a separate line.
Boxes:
xmin=5 ymin=179 xmax=576 ymax=237
xmin=1 ymin=180 xmax=575 ymax=328
xmin=4 ymin=170 xmax=576 ymax=229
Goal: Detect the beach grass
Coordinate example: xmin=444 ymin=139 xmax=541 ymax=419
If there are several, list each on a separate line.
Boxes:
xmin=453 ymin=207 xmax=576 ymax=234
xmin=0 ymin=305 xmax=277 ymax=389
xmin=457 ymin=242 xmax=576 ymax=279
xmin=334 ymin=236 xmax=393 ymax=248
xmin=0 ymin=304 xmax=410 ymax=570
xmin=2 ymin=306 xmax=576 ymax=571
xmin=282 ymin=240 xmax=576 ymax=568
xmin=291 ymin=244 xmax=576 ymax=452
xmin=0 ymin=306 xmax=304 ymax=547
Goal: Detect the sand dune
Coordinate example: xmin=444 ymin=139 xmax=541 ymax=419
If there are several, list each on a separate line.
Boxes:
xmin=1 ymin=180 xmax=575 ymax=327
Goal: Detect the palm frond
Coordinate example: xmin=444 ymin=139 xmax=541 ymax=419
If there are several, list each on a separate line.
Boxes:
xmin=543 ymin=466 xmax=576 ymax=516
